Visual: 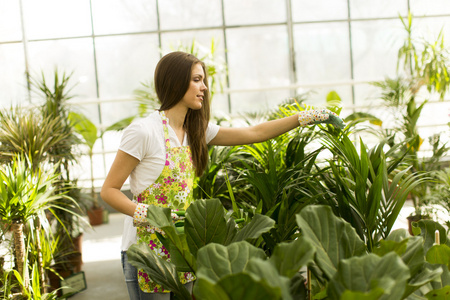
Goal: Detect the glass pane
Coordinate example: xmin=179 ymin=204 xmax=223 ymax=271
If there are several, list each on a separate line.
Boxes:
xmin=160 ymin=29 xmax=225 ymax=58
xmin=293 ymin=22 xmax=351 ymax=84
xmin=291 ymin=0 xmax=348 ymax=22
xmin=26 ymin=38 xmax=98 ymax=103
xmin=224 ymin=0 xmax=286 ymax=25
xmin=23 ymin=0 xmax=92 ymax=40
xmin=74 ymin=103 xmax=101 ymax=127
xmin=412 ymin=16 xmax=450 ymax=47
xmin=211 ymin=93 xmax=230 ymax=116
xmin=230 ymin=90 xmax=291 ymax=114
xmin=410 ymin=0 xmax=450 ymax=16
xmin=161 ymin=29 xmax=228 ymax=99
xmin=351 ymin=20 xmax=405 ymax=81
xmin=354 ymin=82 xmax=384 ymax=106
xmin=159 ymin=0 xmax=222 ymax=30
xmin=0 ymin=43 xmax=27 ymax=106
xmin=298 ymin=85 xmax=354 ymax=107
xmin=95 ymin=34 xmax=160 ymax=99
xmin=349 ymin=0 xmax=408 ymax=19
xmin=226 ymin=25 xmax=291 ymax=91
xmin=100 ymin=101 xmax=139 ymax=129
xmin=92 ymin=0 xmax=157 ymax=35
xmin=0 ymin=0 xmax=22 ymax=42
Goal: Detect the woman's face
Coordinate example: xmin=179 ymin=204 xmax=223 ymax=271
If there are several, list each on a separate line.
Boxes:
xmin=180 ymin=63 xmax=207 ymax=111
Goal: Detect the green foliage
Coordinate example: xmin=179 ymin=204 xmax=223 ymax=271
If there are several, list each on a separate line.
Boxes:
xmin=128 ymin=204 xmax=448 ymax=299
xmin=0 ymin=107 xmax=73 ymax=172
xmin=0 ymin=156 xmax=63 ymax=224
xmin=318 ymin=132 xmax=428 ymax=250
xmin=296 ymin=205 xmax=366 ymax=280
xmin=127 ymin=198 xmax=275 ymax=298
xmin=369 ymin=13 xmax=450 ymax=217
xmin=328 ymin=253 xmax=410 ymax=300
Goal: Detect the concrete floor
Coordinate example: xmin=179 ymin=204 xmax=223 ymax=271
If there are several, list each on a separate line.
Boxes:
xmin=70 ymin=213 xmax=128 ymax=300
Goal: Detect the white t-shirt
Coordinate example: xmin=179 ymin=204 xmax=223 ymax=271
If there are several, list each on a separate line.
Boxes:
xmin=119 ymin=111 xmax=220 ymax=251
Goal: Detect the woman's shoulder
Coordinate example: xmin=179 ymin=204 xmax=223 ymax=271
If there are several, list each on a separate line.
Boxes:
xmin=125 ymin=111 xmax=162 ymax=135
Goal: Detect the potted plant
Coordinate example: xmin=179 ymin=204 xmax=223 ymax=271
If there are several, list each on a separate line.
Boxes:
xmin=0 ymin=155 xmax=73 ymax=296
xmin=370 ymin=13 xmax=450 ymax=229
xmin=127 ymin=201 xmax=449 ymax=299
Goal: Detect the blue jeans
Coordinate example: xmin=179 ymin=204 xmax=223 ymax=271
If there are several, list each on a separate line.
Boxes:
xmin=121 ymin=251 xmax=192 ymax=300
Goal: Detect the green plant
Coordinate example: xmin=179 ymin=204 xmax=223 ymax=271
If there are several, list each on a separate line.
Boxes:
xmin=0 ymin=156 xmax=72 ymax=295
xmin=0 ymin=106 xmax=72 ymax=172
xmin=318 ymin=131 xmax=428 ymax=251
xmin=422 ymin=168 xmax=450 ymax=227
xmin=300 ymin=205 xmax=449 ymax=299
xmin=128 ymin=204 xmax=448 ymax=299
xmin=126 ymin=198 xmax=275 ymax=299
xmin=369 ymin=13 xmax=450 ymax=217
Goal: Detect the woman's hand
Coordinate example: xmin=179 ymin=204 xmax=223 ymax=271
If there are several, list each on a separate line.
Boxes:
xmin=297 ymin=109 xmax=345 ymax=129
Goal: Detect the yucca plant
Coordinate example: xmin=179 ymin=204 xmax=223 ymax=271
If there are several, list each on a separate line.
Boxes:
xmin=0 ymin=106 xmax=72 ymax=172
xmin=0 ymin=156 xmax=67 ymax=294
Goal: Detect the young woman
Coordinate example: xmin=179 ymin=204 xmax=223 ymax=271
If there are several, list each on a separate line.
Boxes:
xmin=100 ymin=51 xmax=343 ymax=300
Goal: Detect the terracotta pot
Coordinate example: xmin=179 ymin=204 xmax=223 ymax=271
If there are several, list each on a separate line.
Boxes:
xmin=88 ymin=207 xmax=104 ymax=226
xmin=71 ymin=234 xmax=83 ymax=273
xmin=48 ymin=269 xmax=72 ymax=296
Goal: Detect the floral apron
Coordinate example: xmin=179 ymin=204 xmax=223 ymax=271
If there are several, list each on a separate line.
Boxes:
xmin=135 ymin=111 xmax=195 ymax=293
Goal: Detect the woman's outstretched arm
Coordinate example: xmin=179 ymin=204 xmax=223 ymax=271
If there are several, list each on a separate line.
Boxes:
xmin=209 ymin=114 xmax=300 ymax=146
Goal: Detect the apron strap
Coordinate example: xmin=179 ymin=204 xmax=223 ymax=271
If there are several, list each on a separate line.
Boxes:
xmin=159 ymin=111 xmax=171 ymax=165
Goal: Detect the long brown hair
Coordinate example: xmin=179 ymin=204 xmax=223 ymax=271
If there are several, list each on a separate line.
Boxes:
xmin=154 ymin=51 xmax=211 ymax=177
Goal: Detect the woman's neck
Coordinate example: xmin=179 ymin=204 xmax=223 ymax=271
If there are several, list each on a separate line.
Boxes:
xmin=164 ymin=106 xmax=187 ymax=131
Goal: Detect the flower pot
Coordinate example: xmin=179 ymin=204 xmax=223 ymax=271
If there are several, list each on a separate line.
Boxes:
xmin=48 ymin=269 xmax=72 ymax=296
xmin=88 ymin=207 xmax=104 ymax=226
xmin=71 ymin=233 xmax=83 ymax=273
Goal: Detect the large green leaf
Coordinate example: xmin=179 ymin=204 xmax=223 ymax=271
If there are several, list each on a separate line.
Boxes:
xmin=341 ymin=288 xmax=385 ymax=300
xmin=145 ymin=205 xmax=196 ymax=271
xmin=328 ymin=252 xmax=410 ymax=300
xmin=194 ymin=242 xmax=291 ymax=300
xmin=289 ymin=273 xmax=307 ymax=300
xmin=296 ymin=205 xmax=366 ymax=279
xmin=127 ymin=243 xmax=191 ymax=300
xmin=376 ymin=234 xmax=442 ymax=298
xmin=68 ymin=111 xmax=97 ymax=150
xmin=425 ymin=285 xmax=450 ymax=299
xmin=246 ymin=258 xmax=292 ymax=300
xmin=427 ymin=262 xmax=450 ymax=290
xmin=268 ymin=237 xmax=315 ymax=278
xmin=426 ymin=244 xmax=450 ymax=268
xmin=231 ymin=213 xmax=275 ymax=243
xmin=412 ymin=220 xmax=447 ymax=253
xmin=400 ymin=237 xmax=442 ymax=298
xmin=195 ymin=241 xmax=266 ymax=282
xmin=184 ymin=198 xmax=228 ymax=257
xmin=194 ymin=273 xmax=282 ymax=300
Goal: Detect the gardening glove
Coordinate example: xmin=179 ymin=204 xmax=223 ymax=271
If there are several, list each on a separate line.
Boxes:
xmin=133 ymin=203 xmax=185 ymax=227
xmin=297 ymin=109 xmax=345 ymax=129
